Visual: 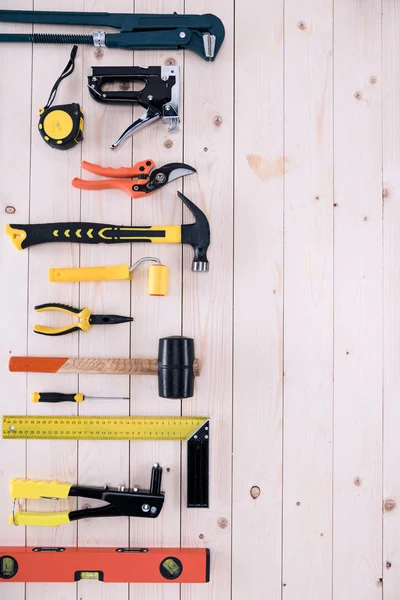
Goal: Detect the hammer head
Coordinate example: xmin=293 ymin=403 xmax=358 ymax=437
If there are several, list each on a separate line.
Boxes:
xmin=179 ymin=192 xmax=210 ymax=272
xmin=158 ymin=336 xmax=195 ymax=399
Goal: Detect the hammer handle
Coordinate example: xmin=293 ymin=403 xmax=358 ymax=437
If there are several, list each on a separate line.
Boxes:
xmin=6 ymin=223 xmax=181 ymax=250
xmin=9 ymin=357 xmax=200 ymax=376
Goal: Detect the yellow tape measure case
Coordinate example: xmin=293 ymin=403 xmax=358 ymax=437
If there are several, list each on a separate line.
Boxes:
xmin=38 ymin=103 xmax=83 ymax=150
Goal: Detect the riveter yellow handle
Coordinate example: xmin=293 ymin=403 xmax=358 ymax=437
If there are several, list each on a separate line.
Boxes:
xmin=10 ymin=478 xmax=72 ymax=500
xmin=10 ymin=511 xmax=71 ymax=527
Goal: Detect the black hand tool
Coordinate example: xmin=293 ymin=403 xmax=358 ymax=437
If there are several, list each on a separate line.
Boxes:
xmin=10 ymin=464 xmax=164 ymax=527
xmin=88 ymin=66 xmax=180 ymax=148
xmin=31 ymin=392 xmax=129 ymax=403
xmin=72 ymin=158 xmax=195 ymax=197
xmin=10 ymin=336 xmax=199 ymax=399
xmin=6 ymin=192 xmax=211 ymax=272
xmin=33 ymin=303 xmax=133 ymax=336
xmin=0 ymin=10 xmax=225 ymax=60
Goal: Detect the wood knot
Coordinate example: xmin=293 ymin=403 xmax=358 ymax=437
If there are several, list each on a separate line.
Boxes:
xmin=334 ymin=202 xmax=338 ymax=207
xmin=164 ymin=57 xmax=177 ymax=66
xmin=119 ymin=81 xmax=130 ymax=91
xmin=298 ymin=21 xmax=307 ymax=30
xmin=199 ymin=533 xmax=204 ymax=539
xmin=296 ymin=501 xmax=301 ymax=506
xmin=363 ymin=216 xmax=368 ymax=222
xmin=166 ymin=467 xmax=171 ymax=472
xmin=204 ymin=147 xmax=208 ymax=152
xmin=369 ymin=76 xmax=377 ymax=85
xmin=93 ymin=47 xmax=104 ymax=59
xmin=164 ymin=139 xmax=173 ymax=149
xmin=354 ymin=476 xmax=361 ymax=486
xmin=386 ymin=561 xmax=392 ymax=569
xmin=354 ymin=91 xmax=362 ymax=100
xmin=5 ymin=205 xmax=15 ymax=214
xmin=213 ymin=115 xmax=223 ymax=127
xmin=382 ymin=187 xmax=389 ymax=199
xmin=218 ymin=517 xmax=228 ymax=529
xmin=384 ymin=498 xmax=396 ymax=512
xmin=315 ymin=196 xmax=320 ymax=201
xmin=250 ymin=486 xmax=261 ymax=499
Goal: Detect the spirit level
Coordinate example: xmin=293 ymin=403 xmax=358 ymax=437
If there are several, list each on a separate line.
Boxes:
xmin=0 ymin=547 xmax=210 ymax=583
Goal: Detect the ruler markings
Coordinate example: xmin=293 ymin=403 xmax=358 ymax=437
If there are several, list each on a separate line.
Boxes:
xmin=2 ymin=416 xmax=208 ymax=441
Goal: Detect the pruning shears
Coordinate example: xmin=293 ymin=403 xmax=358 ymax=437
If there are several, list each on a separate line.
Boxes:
xmin=72 ymin=160 xmax=196 ymax=199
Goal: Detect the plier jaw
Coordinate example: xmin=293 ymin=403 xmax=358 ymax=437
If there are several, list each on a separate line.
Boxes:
xmin=72 ymin=160 xmax=196 ymax=199
xmin=33 ymin=303 xmax=133 ymax=336
xmin=10 ymin=465 xmax=164 ymax=527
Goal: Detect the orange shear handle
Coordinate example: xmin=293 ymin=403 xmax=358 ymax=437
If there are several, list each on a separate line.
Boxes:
xmin=81 ymin=159 xmax=155 ymax=178
xmin=71 ymin=178 xmax=146 ymax=198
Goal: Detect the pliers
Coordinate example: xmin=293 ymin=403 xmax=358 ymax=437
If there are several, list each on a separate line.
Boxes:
xmin=10 ymin=464 xmax=164 ymax=527
xmin=72 ymin=159 xmax=196 ymax=199
xmin=33 ymin=303 xmax=133 ymax=336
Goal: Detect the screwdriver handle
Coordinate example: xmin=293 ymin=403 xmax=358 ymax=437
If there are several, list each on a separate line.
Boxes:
xmin=31 ymin=392 xmax=84 ymax=403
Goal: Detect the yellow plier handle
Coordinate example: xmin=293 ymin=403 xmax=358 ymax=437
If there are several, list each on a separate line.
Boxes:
xmin=9 ymin=479 xmax=73 ymax=526
xmin=33 ymin=303 xmax=92 ymax=336
xmin=10 ymin=478 xmax=72 ymax=499
xmin=10 ymin=511 xmax=71 ymax=527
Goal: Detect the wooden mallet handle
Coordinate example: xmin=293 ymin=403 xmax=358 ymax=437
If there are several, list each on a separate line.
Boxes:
xmin=9 ymin=356 xmax=200 ymax=376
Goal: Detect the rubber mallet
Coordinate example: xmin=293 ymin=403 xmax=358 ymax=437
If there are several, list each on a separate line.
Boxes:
xmin=9 ymin=336 xmax=199 ymax=399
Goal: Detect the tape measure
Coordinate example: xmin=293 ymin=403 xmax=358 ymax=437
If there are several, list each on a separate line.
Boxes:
xmin=38 ymin=103 xmax=83 ymax=150
xmin=38 ymin=46 xmax=83 ymax=150
xmin=2 ymin=416 xmax=208 ymax=441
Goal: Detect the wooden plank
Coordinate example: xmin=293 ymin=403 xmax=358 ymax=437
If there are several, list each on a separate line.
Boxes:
xmin=282 ymin=1 xmax=334 ymax=597
xmin=75 ymin=2 xmax=134 ymax=600
xmin=181 ymin=1 xmax=233 ymax=599
xmin=333 ymin=1 xmax=383 ymax=598
xmin=24 ymin=1 xmax=84 ymax=599
xmin=0 ymin=2 xmax=32 ymax=600
xmin=233 ymin=0 xmax=283 ymax=598
xmin=128 ymin=2 xmax=183 ymax=599
xmin=382 ymin=1 xmax=400 ymax=597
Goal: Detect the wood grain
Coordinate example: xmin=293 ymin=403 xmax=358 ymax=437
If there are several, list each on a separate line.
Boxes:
xmin=181 ymin=1 xmax=234 ymax=599
xmin=10 ymin=357 xmax=200 ymax=376
xmin=24 ymin=1 xmax=84 ymax=599
xmin=233 ymin=0 xmax=284 ymax=598
xmin=333 ymin=0 xmax=383 ymax=598
xmin=127 ymin=2 xmax=184 ymax=600
xmin=0 ymin=4 xmax=32 ymax=600
xmin=283 ymin=0 xmax=334 ymax=597
xmin=0 ymin=1 xmax=396 ymax=599
xmin=382 ymin=0 xmax=400 ymax=597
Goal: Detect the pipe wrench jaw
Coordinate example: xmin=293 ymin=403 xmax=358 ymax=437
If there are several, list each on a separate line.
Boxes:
xmin=87 ymin=65 xmax=180 ymax=149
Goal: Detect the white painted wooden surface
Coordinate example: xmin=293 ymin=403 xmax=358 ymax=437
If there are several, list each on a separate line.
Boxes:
xmin=0 ymin=0 xmax=399 ymax=599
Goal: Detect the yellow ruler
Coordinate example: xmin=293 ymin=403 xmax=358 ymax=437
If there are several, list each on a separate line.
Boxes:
xmin=2 ymin=416 xmax=208 ymax=441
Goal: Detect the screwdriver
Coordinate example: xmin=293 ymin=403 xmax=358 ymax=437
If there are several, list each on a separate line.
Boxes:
xmin=32 ymin=392 xmax=129 ymax=403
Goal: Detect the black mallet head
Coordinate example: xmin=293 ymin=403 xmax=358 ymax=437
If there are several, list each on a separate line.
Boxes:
xmin=158 ymin=336 xmax=198 ymax=399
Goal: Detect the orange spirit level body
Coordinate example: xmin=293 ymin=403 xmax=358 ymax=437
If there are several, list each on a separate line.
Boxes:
xmin=0 ymin=547 xmax=209 ymax=583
